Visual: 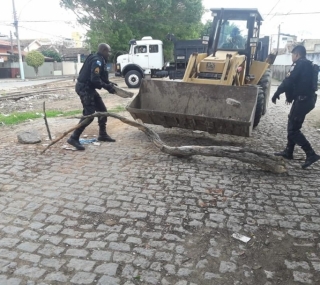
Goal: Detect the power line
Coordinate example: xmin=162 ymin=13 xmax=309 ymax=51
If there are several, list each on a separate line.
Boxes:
xmin=265 ymin=0 xmax=282 ymax=17
xmin=277 ymin=0 xmax=303 ymax=24
xmin=0 ymin=23 xmax=13 ymax=27
xmin=18 ymin=25 xmax=86 ymax=40
xmin=20 ymin=20 xmax=78 ymax=22
xmin=263 ymin=11 xmax=320 ymax=16
xmin=0 ymin=20 xmax=78 ymax=23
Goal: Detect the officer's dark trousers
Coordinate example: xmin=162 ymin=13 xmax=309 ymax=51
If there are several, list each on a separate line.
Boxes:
xmin=72 ymin=83 xmax=107 ymax=139
xmin=286 ymin=97 xmax=315 ymax=153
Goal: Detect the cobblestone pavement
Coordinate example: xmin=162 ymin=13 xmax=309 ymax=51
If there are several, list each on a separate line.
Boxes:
xmin=0 ymin=84 xmax=320 ymax=285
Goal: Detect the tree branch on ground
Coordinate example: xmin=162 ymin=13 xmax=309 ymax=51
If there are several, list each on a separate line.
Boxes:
xmin=41 ymin=112 xmax=287 ymax=174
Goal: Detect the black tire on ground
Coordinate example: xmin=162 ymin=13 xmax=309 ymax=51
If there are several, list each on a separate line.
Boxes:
xmin=125 ymin=70 xmax=142 ymax=88
xmin=258 ymin=69 xmax=272 ymax=115
xmin=253 ymin=88 xmax=265 ymax=128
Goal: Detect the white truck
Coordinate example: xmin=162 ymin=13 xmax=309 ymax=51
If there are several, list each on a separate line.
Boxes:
xmin=115 ymin=36 xmax=166 ymax=88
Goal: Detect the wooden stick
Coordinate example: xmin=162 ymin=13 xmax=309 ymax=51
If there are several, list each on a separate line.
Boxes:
xmin=41 ymin=112 xmax=287 ymax=173
xmin=41 ymin=118 xmax=91 ymax=154
xmin=113 ymin=86 xmax=134 ymax=98
xmin=43 ymin=101 xmax=52 ymax=140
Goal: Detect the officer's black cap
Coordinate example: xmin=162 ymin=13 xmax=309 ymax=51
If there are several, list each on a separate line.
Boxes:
xmin=292 ymin=45 xmax=306 ymax=57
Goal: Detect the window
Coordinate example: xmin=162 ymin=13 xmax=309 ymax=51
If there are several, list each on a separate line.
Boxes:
xmin=149 ymin=45 xmax=159 ymax=53
xmin=218 ymin=20 xmax=248 ymax=50
xmin=134 ymin=45 xmax=147 ymax=54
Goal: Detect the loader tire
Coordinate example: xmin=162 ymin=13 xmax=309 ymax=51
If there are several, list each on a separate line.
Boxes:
xmin=258 ymin=69 xmax=272 ymax=115
xmin=253 ymin=88 xmax=264 ymax=128
xmin=125 ymin=70 xmax=142 ymax=88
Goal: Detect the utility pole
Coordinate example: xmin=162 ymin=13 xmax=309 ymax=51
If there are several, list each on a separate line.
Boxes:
xmin=10 ymin=31 xmax=14 ymax=60
xmin=276 ymin=24 xmax=281 ymax=54
xmin=12 ymin=0 xmax=25 ymax=80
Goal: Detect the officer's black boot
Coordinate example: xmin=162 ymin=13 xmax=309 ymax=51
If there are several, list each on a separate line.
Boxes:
xmin=301 ymin=145 xmax=320 ymax=169
xmin=274 ymin=145 xmax=294 ymax=160
xmin=98 ymin=124 xmax=116 ymax=142
xmin=67 ymin=129 xmax=85 ymax=150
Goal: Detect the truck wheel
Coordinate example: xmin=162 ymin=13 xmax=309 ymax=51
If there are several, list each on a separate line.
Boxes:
xmin=253 ymin=88 xmax=264 ymax=128
xmin=125 ymin=70 xmax=142 ymax=88
xmin=258 ymin=69 xmax=272 ymax=115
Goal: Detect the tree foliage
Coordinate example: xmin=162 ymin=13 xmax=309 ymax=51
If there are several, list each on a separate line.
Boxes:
xmin=41 ymin=50 xmax=62 ymax=62
xmin=60 ymin=0 xmax=205 ymax=61
xmin=200 ymin=20 xmax=212 ymax=37
xmin=25 ymin=51 xmax=45 ymax=76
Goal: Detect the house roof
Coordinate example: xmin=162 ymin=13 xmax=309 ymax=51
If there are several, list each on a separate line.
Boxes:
xmin=18 ymin=38 xmax=52 ymax=48
xmin=12 ymin=50 xmax=27 ymax=56
xmin=0 ymin=40 xmax=16 ymax=47
xmin=58 ymin=46 xmax=90 ymax=56
xmin=0 ymin=50 xmax=27 ymax=56
xmin=19 ymin=39 xmax=36 ymax=48
xmin=37 ymin=45 xmax=59 ymax=53
xmin=54 ymin=46 xmax=90 ymax=60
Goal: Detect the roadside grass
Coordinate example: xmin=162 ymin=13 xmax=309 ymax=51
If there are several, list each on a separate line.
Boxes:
xmin=0 ymin=105 xmax=126 ymax=126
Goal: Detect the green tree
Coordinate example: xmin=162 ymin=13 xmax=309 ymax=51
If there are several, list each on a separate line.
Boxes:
xmin=60 ymin=0 xmax=204 ymax=61
xmin=200 ymin=20 xmax=212 ymax=38
xmin=25 ymin=51 xmax=45 ymax=76
xmin=41 ymin=50 xmax=62 ymax=62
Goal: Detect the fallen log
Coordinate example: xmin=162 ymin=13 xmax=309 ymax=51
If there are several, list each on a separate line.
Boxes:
xmin=41 ymin=112 xmax=287 ymax=174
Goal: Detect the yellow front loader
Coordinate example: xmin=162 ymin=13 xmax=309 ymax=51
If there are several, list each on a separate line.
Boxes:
xmin=127 ymin=8 xmax=276 ymax=137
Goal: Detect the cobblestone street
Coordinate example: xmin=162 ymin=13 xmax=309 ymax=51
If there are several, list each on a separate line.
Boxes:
xmin=0 ymin=82 xmax=320 ymax=285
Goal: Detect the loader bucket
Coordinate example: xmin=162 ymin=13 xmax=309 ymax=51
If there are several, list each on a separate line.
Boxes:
xmin=126 ymin=79 xmax=259 ymax=137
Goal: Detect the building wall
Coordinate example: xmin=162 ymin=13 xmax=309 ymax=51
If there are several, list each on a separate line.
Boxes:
xmin=0 ymin=60 xmax=113 ymax=78
xmin=21 ymin=62 xmax=54 ymax=78
xmin=24 ymin=42 xmax=41 ymax=52
xmin=0 ymin=46 xmax=19 ymax=61
xmin=273 ymin=54 xmax=292 ymax=66
xmin=272 ymin=52 xmax=320 ymax=81
xmin=71 ymin=32 xmax=83 ymax=48
xmin=271 ymin=65 xmax=291 ymax=81
xmin=62 ymin=62 xmax=83 ymax=76
xmin=304 ymin=40 xmax=320 ymax=53
xmin=307 ymin=53 xmax=320 ymax=65
xmin=270 ymin=35 xmax=297 ymax=52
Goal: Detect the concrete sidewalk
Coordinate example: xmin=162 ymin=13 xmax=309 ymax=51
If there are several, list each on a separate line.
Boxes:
xmin=0 ymin=73 xmax=116 ymax=84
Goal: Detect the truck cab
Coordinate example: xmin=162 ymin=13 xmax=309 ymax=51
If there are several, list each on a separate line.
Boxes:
xmin=167 ymin=38 xmax=207 ymax=80
xmin=115 ymin=36 xmax=165 ymax=88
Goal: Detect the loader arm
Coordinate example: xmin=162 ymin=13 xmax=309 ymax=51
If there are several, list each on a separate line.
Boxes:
xmin=182 ymin=51 xmax=246 ymax=86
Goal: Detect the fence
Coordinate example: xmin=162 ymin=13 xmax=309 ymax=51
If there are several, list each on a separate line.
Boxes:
xmin=271 ymin=65 xmax=291 ymax=81
xmin=0 ymin=61 xmax=114 ymax=79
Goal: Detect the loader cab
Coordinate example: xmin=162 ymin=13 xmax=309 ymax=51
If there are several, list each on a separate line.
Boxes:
xmin=207 ymin=8 xmax=264 ymax=77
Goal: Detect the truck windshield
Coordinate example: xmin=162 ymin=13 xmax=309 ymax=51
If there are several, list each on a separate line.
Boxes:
xmin=218 ymin=20 xmax=248 ymax=50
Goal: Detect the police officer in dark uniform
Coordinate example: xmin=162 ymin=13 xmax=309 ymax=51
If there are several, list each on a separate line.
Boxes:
xmin=67 ymin=43 xmax=116 ymax=150
xmin=272 ymin=45 xmax=319 ymax=169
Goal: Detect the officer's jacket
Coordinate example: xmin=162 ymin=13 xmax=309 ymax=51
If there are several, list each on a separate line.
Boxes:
xmin=275 ymin=57 xmax=314 ymax=100
xmin=77 ymin=52 xmax=110 ymax=89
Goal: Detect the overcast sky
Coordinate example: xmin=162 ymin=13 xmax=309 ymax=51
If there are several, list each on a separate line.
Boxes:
xmin=0 ymin=0 xmax=84 ymax=40
xmin=0 ymin=0 xmax=319 ymax=41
